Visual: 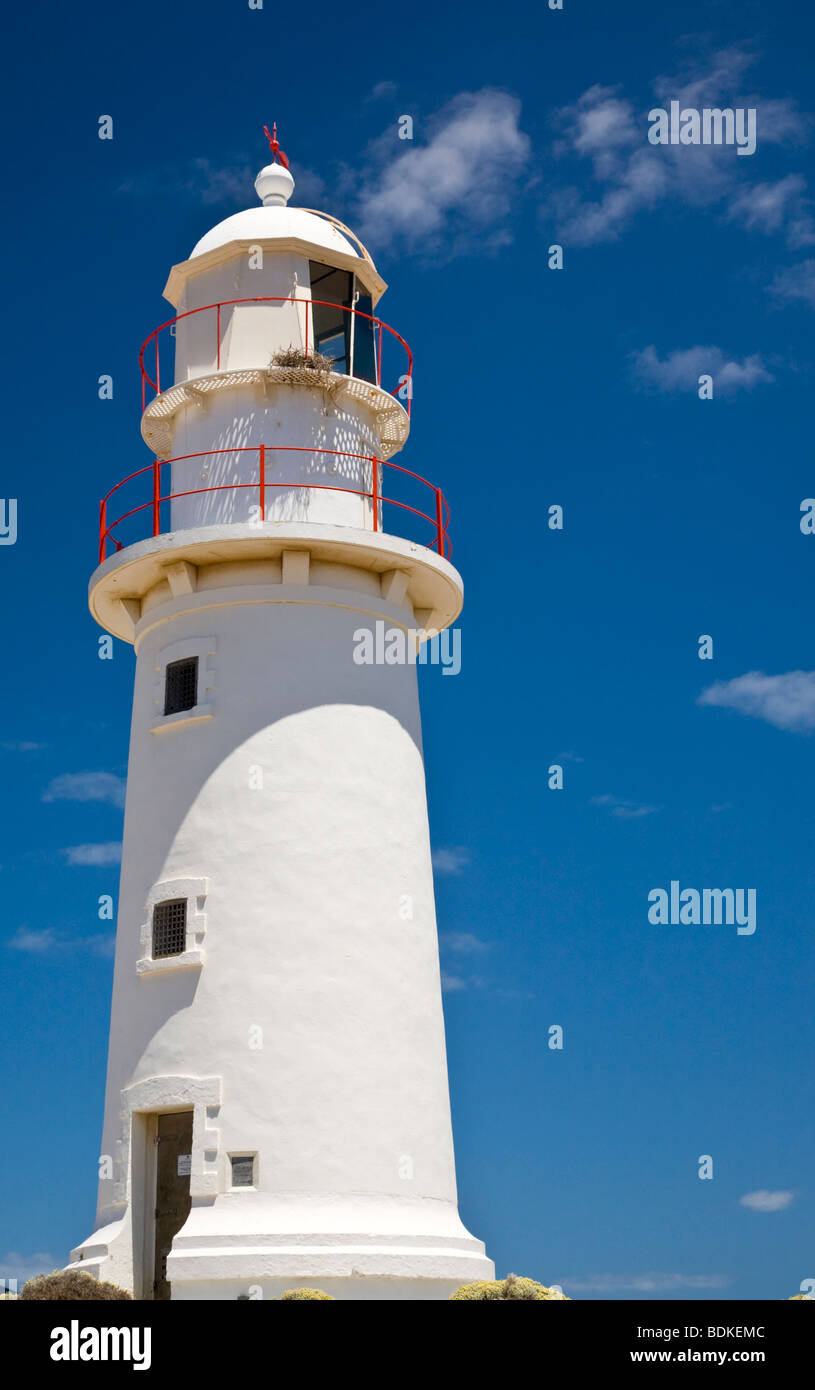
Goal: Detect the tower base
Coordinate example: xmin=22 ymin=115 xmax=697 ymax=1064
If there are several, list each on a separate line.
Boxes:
xmin=70 ymin=1194 xmax=493 ymax=1301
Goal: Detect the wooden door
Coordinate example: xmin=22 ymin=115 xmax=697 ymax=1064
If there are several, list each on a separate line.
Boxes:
xmin=153 ymin=1111 xmax=193 ymax=1300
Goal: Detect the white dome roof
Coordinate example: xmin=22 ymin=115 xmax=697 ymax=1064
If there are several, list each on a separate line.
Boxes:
xmin=163 ymin=139 xmax=386 ymax=307
xmin=190 ymin=205 xmax=361 ymax=262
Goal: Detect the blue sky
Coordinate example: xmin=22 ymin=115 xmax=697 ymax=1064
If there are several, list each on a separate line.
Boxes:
xmin=2 ymin=0 xmax=814 ymax=1298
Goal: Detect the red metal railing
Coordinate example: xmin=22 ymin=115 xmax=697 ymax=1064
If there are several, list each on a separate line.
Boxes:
xmin=139 ymin=297 xmax=413 ymax=416
xmin=98 ymin=446 xmax=450 ymax=564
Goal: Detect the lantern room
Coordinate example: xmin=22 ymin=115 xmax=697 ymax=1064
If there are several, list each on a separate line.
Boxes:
xmin=127 ymin=132 xmax=411 ymax=537
xmin=93 ymin=129 xmax=456 ymax=645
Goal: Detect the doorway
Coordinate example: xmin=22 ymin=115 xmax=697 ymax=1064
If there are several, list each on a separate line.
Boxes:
xmin=151 ymin=1110 xmax=193 ymax=1300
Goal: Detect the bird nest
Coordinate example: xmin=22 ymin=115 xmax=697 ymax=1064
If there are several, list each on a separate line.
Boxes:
xmin=268 ymin=346 xmax=341 ymax=391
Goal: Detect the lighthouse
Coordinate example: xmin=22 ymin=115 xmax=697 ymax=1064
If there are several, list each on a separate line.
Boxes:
xmin=70 ymin=129 xmax=493 ymax=1300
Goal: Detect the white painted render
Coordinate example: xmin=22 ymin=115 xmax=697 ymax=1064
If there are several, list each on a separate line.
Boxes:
xmin=70 ymin=157 xmax=492 ymax=1299
xmin=165 ymin=387 xmax=382 ymax=532
xmin=173 ymin=251 xmax=307 ymax=372
xmin=190 ymin=205 xmax=360 ymax=267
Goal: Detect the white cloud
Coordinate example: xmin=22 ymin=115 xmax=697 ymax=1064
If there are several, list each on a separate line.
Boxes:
xmin=440 ymin=931 xmax=489 ymax=954
xmin=0 ymin=740 xmax=45 ymax=751
xmin=563 ymin=85 xmax=640 ymax=168
xmin=6 ymin=926 xmax=114 ymax=957
xmin=118 ymin=156 xmax=253 ymax=206
xmin=740 ymin=1190 xmax=796 ymax=1212
xmin=290 ymin=165 xmax=327 ymax=207
xmin=355 ymin=88 xmax=531 ymax=252
xmin=631 ymin=345 xmax=772 ymax=395
xmin=63 ymin=842 xmax=123 ymax=867
xmin=121 ymin=148 xmax=327 ymax=217
xmin=549 ymin=46 xmax=812 ymax=247
xmin=368 ymin=80 xmax=397 ymax=101
xmin=728 ymin=175 xmax=812 ymax=237
xmin=43 ymin=771 xmax=126 ymax=810
xmin=770 ymin=258 xmax=815 ymax=308
xmin=562 ymin=1272 xmax=731 ymax=1293
xmin=441 ymin=971 xmax=469 ymax=992
xmin=591 ymin=794 xmax=658 ymax=820
xmin=432 ymin=846 xmax=471 ymax=874
xmin=698 ymin=670 xmax=815 ymax=733
xmin=7 ymin=927 xmax=57 ymax=953
xmin=652 ymin=43 xmax=808 ymax=149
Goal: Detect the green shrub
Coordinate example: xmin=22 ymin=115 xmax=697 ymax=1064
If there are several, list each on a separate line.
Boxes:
xmin=20 ymin=1270 xmax=131 ymax=1301
xmin=451 ymin=1273 xmax=571 ymax=1301
xmin=279 ymin=1287 xmax=335 ymax=1300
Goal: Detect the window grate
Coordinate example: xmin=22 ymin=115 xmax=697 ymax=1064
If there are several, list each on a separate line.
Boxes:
xmin=152 ymin=899 xmax=187 ymax=958
xmin=231 ymin=1156 xmax=255 ymax=1188
xmin=164 ymin=657 xmax=198 ymax=715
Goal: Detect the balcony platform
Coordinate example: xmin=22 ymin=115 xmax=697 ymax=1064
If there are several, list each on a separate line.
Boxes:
xmin=89 ymin=522 xmax=463 ymax=644
xmin=141 ymin=367 xmax=410 ymax=461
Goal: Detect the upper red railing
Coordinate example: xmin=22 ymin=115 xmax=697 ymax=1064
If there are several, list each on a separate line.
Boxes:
xmin=139 ymin=297 xmax=413 ymax=415
xmin=98 ymin=446 xmax=450 ymax=564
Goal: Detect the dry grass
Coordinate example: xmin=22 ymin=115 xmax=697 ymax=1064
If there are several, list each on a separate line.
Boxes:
xmin=271 ymin=346 xmax=337 ymax=373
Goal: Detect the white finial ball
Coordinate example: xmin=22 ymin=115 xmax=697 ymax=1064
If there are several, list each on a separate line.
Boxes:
xmin=254 ymin=162 xmax=295 ymax=207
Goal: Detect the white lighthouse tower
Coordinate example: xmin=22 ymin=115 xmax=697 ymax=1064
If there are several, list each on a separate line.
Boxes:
xmin=70 ymin=128 xmax=493 ymax=1300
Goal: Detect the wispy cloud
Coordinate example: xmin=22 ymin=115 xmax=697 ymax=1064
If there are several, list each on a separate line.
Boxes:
xmin=548 ymin=45 xmax=812 ymax=247
xmin=561 ymin=1272 xmax=731 ymax=1293
xmin=1 ymin=740 xmax=45 ymax=752
xmin=43 ymin=772 xmax=126 ymax=810
xmin=432 ymin=846 xmax=471 ymax=875
xmin=740 ymin=1190 xmax=796 ymax=1212
xmin=440 ymin=969 xmax=486 ymax=993
xmin=6 ymin=926 xmax=114 ymax=957
xmin=698 ymin=671 xmax=815 ymax=733
xmin=652 ymin=43 xmax=809 ymax=148
xmin=727 ymin=175 xmax=812 ymax=238
xmin=7 ymin=927 xmax=58 ymax=953
xmin=368 ymin=80 xmax=397 ymax=102
xmin=122 ymin=149 xmax=330 ymax=213
xmin=591 ymin=794 xmax=658 ymax=820
xmin=63 ymin=842 xmax=122 ymax=867
xmin=355 ymin=88 xmax=531 ymax=254
xmin=440 ymin=931 xmax=489 ymax=954
xmin=770 ymin=258 xmax=815 ymax=309
xmin=118 ymin=156 xmax=253 ymax=207
xmin=630 ymin=345 xmax=772 ymax=395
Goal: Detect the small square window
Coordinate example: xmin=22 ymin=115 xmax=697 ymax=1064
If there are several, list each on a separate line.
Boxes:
xmin=152 ymin=899 xmax=187 ymax=958
xmin=164 ymin=657 xmax=198 ymax=715
xmin=230 ymin=1155 xmax=255 ymax=1188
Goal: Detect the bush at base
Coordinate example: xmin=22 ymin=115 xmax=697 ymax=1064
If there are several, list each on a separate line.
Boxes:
xmin=20 ymin=1271 xmax=132 ymax=1301
xmin=451 ymin=1274 xmax=571 ymax=1300
xmin=279 ymin=1287 xmax=336 ymax=1300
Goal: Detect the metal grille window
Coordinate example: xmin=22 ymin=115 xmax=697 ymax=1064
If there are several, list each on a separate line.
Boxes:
xmin=231 ymin=1156 xmax=255 ymax=1188
xmin=164 ymin=657 xmax=198 ymax=715
xmin=152 ymin=899 xmax=187 ymax=958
